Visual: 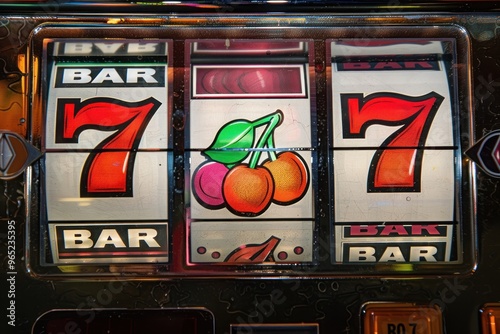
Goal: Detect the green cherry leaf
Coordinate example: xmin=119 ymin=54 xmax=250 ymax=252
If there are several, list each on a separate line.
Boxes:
xmin=203 ymin=119 xmax=255 ymax=164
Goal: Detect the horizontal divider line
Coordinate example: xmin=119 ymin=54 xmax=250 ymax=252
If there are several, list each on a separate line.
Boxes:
xmin=190 ymin=55 xmax=309 ymax=64
xmin=331 ymin=53 xmax=452 ymax=62
xmin=48 ymin=220 xmax=169 ymax=224
xmin=187 ymin=147 xmax=315 ymax=152
xmin=52 ymin=56 xmax=168 ymax=64
xmin=331 ymin=145 xmax=458 ymax=150
xmin=45 ymin=147 xmax=457 ymax=152
xmin=335 ymin=221 xmax=458 ymax=225
xmin=45 ymin=148 xmax=173 ymax=153
xmin=190 ymin=218 xmax=315 ymax=222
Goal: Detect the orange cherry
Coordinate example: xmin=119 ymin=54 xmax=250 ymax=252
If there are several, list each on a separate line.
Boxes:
xmin=223 ymin=164 xmax=274 ymax=216
xmin=263 ymin=151 xmax=309 ymax=205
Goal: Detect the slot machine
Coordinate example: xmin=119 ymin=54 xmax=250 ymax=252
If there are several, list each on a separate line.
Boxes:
xmin=0 ymin=1 xmax=499 ymax=333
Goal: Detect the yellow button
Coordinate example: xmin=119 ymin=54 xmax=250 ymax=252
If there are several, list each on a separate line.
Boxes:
xmin=363 ymin=303 xmax=443 ymax=334
xmin=481 ymin=304 xmax=500 ymax=334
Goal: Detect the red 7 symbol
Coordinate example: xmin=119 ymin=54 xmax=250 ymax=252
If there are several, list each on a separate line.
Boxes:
xmin=341 ymin=92 xmax=444 ymax=192
xmin=56 ymin=97 xmax=161 ymax=197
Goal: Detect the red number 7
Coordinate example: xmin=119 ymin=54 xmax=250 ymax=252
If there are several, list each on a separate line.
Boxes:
xmin=56 ymin=97 xmax=161 ymax=197
xmin=341 ymin=92 xmax=444 ymax=192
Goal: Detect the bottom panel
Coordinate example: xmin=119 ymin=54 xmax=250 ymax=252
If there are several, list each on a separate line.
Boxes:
xmin=231 ymin=324 xmax=319 ymax=334
xmin=32 ymin=309 xmax=214 ymax=334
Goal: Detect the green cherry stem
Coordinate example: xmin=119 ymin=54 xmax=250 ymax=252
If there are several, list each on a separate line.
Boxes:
xmin=266 ymin=136 xmax=278 ymax=162
xmin=248 ymin=110 xmax=283 ymax=169
xmin=251 ymin=110 xmax=281 ymax=128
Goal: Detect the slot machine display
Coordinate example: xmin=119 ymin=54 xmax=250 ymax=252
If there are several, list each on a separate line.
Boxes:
xmin=0 ymin=1 xmax=498 ymax=333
